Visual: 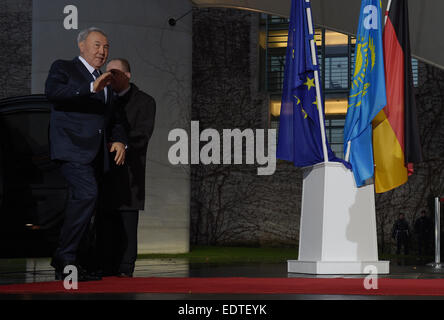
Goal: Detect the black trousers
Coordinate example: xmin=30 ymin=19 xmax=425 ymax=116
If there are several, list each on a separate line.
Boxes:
xmin=417 ymin=234 xmax=428 ymax=255
xmin=53 ymin=161 xmax=99 ymax=264
xmin=98 ymin=210 xmax=139 ymax=275
xmin=396 ymin=233 xmax=409 ymax=255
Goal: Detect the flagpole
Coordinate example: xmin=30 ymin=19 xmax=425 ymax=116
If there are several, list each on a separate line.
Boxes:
xmin=305 ymin=0 xmax=329 ymax=163
xmin=345 ymin=141 xmax=351 ymax=161
xmin=385 ymin=0 xmax=393 ymax=25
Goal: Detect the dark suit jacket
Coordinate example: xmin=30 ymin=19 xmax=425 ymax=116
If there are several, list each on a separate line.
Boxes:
xmin=104 ymin=83 xmax=156 ymax=211
xmin=45 ymin=57 xmax=127 ymax=170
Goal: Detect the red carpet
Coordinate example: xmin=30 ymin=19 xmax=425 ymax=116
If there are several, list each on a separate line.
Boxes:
xmin=1 ymin=277 xmax=444 ymax=296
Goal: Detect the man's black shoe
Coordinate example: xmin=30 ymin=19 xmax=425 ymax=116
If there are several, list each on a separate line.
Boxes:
xmin=85 ymin=269 xmax=103 ymax=281
xmin=117 ymin=272 xmax=133 ymax=278
xmin=51 ymin=258 xmax=75 ymax=280
xmin=53 ymin=260 xmax=102 ymax=282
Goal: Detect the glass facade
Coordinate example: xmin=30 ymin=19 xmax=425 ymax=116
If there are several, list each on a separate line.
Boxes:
xmin=262 ymin=15 xmax=418 ymax=159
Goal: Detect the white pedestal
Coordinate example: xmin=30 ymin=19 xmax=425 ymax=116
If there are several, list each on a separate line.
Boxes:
xmin=288 ymin=162 xmax=389 ymax=274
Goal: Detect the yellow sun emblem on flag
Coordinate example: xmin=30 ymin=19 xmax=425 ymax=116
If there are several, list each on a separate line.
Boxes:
xmin=348 ymin=35 xmax=376 ymax=108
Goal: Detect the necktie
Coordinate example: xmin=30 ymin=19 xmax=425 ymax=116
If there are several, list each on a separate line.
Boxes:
xmin=92 ymin=69 xmax=101 ymax=78
xmin=92 ymin=69 xmax=106 ymax=104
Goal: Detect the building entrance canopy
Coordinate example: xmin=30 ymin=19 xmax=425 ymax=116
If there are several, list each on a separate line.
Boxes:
xmin=192 ymin=0 xmax=444 ymax=70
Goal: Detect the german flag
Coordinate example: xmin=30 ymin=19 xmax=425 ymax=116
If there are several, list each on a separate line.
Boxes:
xmin=372 ymin=0 xmax=422 ymax=193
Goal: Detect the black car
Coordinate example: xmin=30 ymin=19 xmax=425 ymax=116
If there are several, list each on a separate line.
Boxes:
xmin=0 ymin=95 xmax=67 ymax=257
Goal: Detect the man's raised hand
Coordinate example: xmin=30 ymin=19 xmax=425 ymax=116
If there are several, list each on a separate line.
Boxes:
xmin=109 ymin=69 xmax=130 ymax=93
xmin=93 ymin=72 xmax=113 ymax=92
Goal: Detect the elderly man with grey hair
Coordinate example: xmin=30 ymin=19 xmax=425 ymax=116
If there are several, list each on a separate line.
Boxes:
xmin=45 ymin=27 xmax=128 ymax=281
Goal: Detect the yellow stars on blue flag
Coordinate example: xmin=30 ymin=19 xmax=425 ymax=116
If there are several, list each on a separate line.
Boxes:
xmin=304 ymin=76 xmax=315 ymax=91
xmin=293 ymin=95 xmax=308 ymax=119
xmin=291 ymin=75 xmax=318 ymax=120
xmin=313 ymin=97 xmax=319 ymax=110
xmin=277 ymin=0 xmax=348 ymax=167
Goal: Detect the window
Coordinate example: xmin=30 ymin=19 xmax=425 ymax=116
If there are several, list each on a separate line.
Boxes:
xmin=412 ymin=58 xmax=418 ymax=87
xmin=325 ymin=118 xmax=345 ymax=158
xmin=325 ymin=56 xmax=349 ymax=90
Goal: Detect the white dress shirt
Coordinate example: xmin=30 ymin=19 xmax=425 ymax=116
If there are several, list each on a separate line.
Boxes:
xmin=78 ymin=55 xmax=108 ymax=103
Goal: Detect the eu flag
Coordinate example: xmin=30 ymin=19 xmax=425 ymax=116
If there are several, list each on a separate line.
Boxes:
xmin=343 ymin=0 xmax=387 ymax=187
xmin=276 ymin=0 xmax=344 ymax=167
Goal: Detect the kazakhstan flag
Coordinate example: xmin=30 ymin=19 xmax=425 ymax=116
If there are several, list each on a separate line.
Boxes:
xmin=344 ymin=0 xmax=387 ymax=187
